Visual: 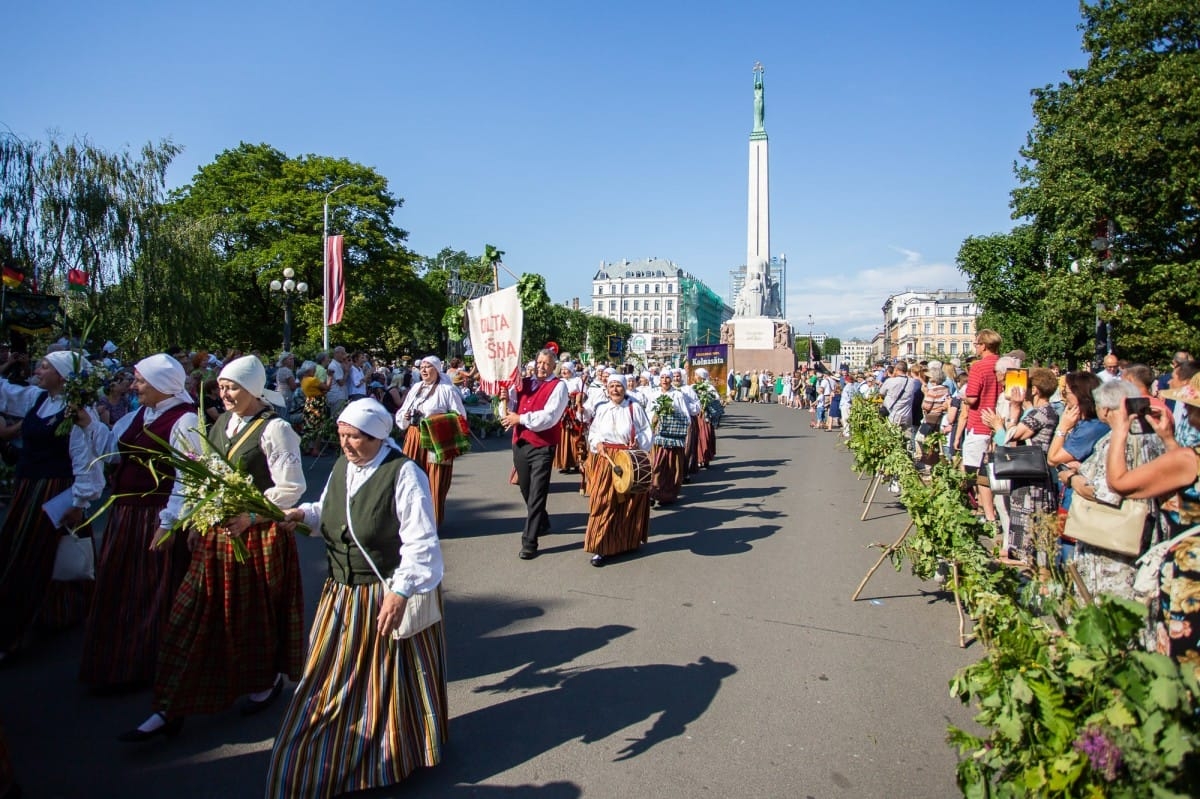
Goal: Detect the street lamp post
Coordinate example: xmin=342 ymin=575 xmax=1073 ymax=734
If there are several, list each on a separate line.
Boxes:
xmin=807 ymin=314 xmax=815 ymax=367
xmin=270 ymin=268 xmax=308 ymax=352
xmin=322 ymin=182 xmax=351 ymax=351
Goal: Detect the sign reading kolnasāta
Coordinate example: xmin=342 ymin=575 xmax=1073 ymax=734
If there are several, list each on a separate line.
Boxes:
xmin=687 ymin=344 xmax=729 ymax=398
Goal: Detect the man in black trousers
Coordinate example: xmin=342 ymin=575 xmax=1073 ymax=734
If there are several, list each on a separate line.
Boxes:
xmin=503 ymin=349 xmax=569 ymax=560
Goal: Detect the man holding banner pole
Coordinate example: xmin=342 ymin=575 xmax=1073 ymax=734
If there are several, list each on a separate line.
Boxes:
xmin=502 ymin=349 xmax=568 ymax=560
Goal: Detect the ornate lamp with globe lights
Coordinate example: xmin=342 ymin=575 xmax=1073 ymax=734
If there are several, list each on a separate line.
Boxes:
xmin=269 ymin=268 xmax=308 ymax=351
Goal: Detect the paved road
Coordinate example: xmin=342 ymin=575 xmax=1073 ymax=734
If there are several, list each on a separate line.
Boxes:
xmin=2 ymin=401 xmax=979 ymax=798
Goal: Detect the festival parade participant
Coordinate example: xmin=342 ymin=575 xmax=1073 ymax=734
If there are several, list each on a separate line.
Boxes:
xmin=266 ymin=399 xmax=446 ymax=798
xmin=503 ymin=349 xmax=568 ymax=560
xmin=78 ymin=354 xmax=201 ymax=690
xmin=584 ymin=374 xmax=653 ymax=566
xmin=120 ymin=356 xmax=306 ymax=742
xmin=394 ymin=355 xmax=467 ymax=528
xmin=554 ymin=361 xmax=587 ymax=475
xmin=648 ymin=371 xmax=690 ymax=507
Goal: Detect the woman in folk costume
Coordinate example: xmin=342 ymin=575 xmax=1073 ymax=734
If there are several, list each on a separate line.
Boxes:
xmin=394 ymin=355 xmax=467 ymax=528
xmin=648 ymin=371 xmax=690 ymax=507
xmin=120 ymin=356 xmax=306 ymax=741
xmin=0 ymin=350 xmax=106 ymax=664
xmin=553 ymin=361 xmax=586 ymax=474
xmin=585 ymin=374 xmax=653 ymax=566
xmin=692 ymin=368 xmax=720 ymax=469
xmin=678 ymin=368 xmax=703 ymax=476
xmin=78 ymin=354 xmax=202 ymax=690
xmin=267 ymin=399 xmax=446 ymax=798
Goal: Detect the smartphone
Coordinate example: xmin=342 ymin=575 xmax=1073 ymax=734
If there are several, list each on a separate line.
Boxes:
xmin=1004 ymin=368 xmax=1028 ymax=395
xmin=1125 ymin=396 xmax=1150 ymax=416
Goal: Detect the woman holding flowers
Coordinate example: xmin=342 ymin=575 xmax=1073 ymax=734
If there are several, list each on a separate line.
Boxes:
xmin=266 ymin=399 xmax=446 ymax=798
xmin=394 ymin=355 xmax=466 ymax=527
xmin=78 ymin=354 xmax=201 ymax=690
xmin=648 ymin=371 xmax=690 ymax=507
xmin=0 ymin=349 xmax=106 ymax=663
xmin=120 ymin=355 xmax=306 ymax=741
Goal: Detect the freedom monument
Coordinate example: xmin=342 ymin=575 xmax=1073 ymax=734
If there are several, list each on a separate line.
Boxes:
xmin=721 ymin=63 xmax=796 ymax=377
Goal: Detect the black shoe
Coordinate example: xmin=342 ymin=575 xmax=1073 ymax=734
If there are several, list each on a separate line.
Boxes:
xmin=590 ymin=554 xmax=605 ymax=567
xmin=518 ymin=548 xmax=538 ymax=560
xmin=117 ymin=712 xmax=184 ymax=743
xmin=240 ymin=676 xmax=284 ymax=716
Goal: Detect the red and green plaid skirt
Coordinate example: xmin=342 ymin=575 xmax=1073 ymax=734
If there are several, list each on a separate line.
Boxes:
xmin=153 ymin=521 xmax=305 ymax=716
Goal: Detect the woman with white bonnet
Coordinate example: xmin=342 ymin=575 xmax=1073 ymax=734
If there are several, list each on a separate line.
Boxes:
xmin=120 ymin=355 xmax=306 ymax=741
xmin=554 ymin=360 xmax=586 ymax=475
xmin=267 ymin=398 xmax=446 ymax=797
xmin=77 ymin=353 xmax=202 ymax=690
xmin=0 ymin=349 xmax=106 ymax=663
xmin=584 ymin=373 xmax=652 ymax=566
xmin=692 ymin=368 xmax=719 ymax=469
xmin=394 ymin=355 xmax=466 ymax=527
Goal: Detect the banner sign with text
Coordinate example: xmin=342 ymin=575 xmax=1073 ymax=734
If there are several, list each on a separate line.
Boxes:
xmin=687 ymin=344 xmax=729 ymax=397
xmin=466 ymin=285 xmax=523 ymax=396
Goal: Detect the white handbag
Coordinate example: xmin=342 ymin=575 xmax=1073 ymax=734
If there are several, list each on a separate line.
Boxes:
xmin=344 ymin=490 xmax=441 ymax=640
xmin=52 ymin=531 xmax=95 ymax=582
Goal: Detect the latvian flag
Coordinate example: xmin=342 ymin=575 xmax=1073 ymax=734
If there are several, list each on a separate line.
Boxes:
xmin=325 ymin=235 xmax=345 ymax=325
xmin=68 ymin=268 xmax=90 ymax=293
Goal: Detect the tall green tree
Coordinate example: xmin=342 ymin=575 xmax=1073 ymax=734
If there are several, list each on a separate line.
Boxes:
xmin=1001 ymin=0 xmax=1200 ymax=364
xmin=166 ymin=142 xmax=437 ymax=354
xmin=821 ymin=337 xmax=842 ymax=357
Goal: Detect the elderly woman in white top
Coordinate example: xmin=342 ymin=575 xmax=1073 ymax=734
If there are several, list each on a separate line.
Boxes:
xmin=554 ymin=361 xmax=587 ymax=475
xmin=394 ymin=355 xmax=467 ymax=527
xmin=120 ymin=355 xmax=306 ymax=742
xmin=584 ymin=374 xmax=654 ymax=566
xmin=0 ymin=350 xmax=106 ymax=662
xmin=267 ymin=399 xmax=446 ymax=798
xmin=79 ymin=354 xmax=203 ymax=689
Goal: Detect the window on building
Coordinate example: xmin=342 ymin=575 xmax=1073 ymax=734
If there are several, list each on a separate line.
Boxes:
xmin=653 ymin=318 xmax=660 ymax=331
xmin=667 ymin=284 xmax=674 ymax=293
xmin=950 ymin=322 xmax=957 ymax=335
xmin=949 ymin=342 xmax=957 ymax=354
xmin=633 ymin=300 xmax=640 ymax=311
xmin=938 ymin=322 xmax=945 ymax=334
xmin=963 ymin=322 xmax=971 ymax=335
xmin=633 ymin=284 xmax=639 ymax=294
xmin=595 ymin=302 xmax=601 ymax=313
xmin=666 ymin=300 xmax=674 ymax=311
xmin=597 ymin=286 xmax=603 ymax=295
xmin=622 ymin=300 xmax=628 ymax=311
xmin=937 ymin=342 xmax=945 ymax=354
xmin=655 ymin=284 xmax=660 ymax=293
xmin=608 ymin=300 xmax=616 ymax=312
xmin=644 ymin=284 xmax=649 ymax=294
xmin=654 ymin=300 xmax=660 ymax=310
xmin=924 ymin=322 xmax=931 ymax=334
xmin=937 ymin=306 xmax=945 ymax=315
xmin=924 ymin=343 xmax=932 ymax=355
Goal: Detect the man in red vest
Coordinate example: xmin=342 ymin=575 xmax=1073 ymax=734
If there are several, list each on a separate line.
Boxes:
xmin=502 ymin=349 xmax=569 ymax=559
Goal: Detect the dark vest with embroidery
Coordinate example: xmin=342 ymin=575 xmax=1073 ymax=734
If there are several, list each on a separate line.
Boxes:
xmin=208 ymin=408 xmax=275 ymax=492
xmin=512 ymin=376 xmax=562 ymax=448
xmin=112 ymin=402 xmax=197 ymax=507
xmin=320 ymin=448 xmax=408 ymax=586
xmin=17 ymin=392 xmax=72 ymax=480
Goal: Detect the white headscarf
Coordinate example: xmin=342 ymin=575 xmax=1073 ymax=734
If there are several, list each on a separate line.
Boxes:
xmin=418 ymin=355 xmax=450 ymax=384
xmin=338 ymin=398 xmax=398 ymax=444
xmin=694 ymin=368 xmax=709 ymax=380
xmin=135 ymin=354 xmax=192 ymax=404
xmin=606 ymin=373 xmax=627 ymax=388
xmin=43 ymin=350 xmax=82 ymax=380
xmin=219 ymin=355 xmax=285 ymax=408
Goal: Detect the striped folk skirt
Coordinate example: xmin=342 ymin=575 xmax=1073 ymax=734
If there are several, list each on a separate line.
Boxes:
xmin=0 ymin=476 xmax=92 ymax=653
xmin=553 ymin=419 xmax=584 ymax=471
xmin=79 ymin=503 xmax=191 ymax=688
xmin=153 ymin=521 xmax=305 ymax=716
xmin=402 ymin=426 xmax=454 ymax=527
xmin=649 ymin=445 xmax=684 ymax=505
xmin=684 ymin=417 xmax=700 ymax=474
xmin=265 ymin=580 xmax=448 ymax=799
xmin=584 ymin=447 xmax=650 ymax=556
xmin=697 ymin=417 xmax=717 ymax=466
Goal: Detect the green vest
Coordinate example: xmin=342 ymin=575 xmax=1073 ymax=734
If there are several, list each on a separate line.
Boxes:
xmin=321 ymin=448 xmax=408 ymax=586
xmin=208 ymin=409 xmax=276 ymax=492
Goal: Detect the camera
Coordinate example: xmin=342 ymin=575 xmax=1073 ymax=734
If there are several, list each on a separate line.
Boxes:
xmin=1124 ymin=396 xmax=1150 ymax=416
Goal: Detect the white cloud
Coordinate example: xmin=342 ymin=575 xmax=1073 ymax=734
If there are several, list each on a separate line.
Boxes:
xmin=783 ymin=247 xmax=968 ymax=340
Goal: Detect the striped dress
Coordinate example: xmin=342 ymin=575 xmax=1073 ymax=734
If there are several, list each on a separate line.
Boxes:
xmin=395 ymin=380 xmax=466 ymax=528
xmin=266 ymin=450 xmax=447 ymax=798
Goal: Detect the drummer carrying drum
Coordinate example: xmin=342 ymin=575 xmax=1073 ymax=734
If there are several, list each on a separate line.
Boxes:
xmin=583 ymin=374 xmax=653 ymax=566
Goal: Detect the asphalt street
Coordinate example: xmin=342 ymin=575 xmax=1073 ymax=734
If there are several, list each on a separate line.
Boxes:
xmin=1 ymin=400 xmax=980 ymax=799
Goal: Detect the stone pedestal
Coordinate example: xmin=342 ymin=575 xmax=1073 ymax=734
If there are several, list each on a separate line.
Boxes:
xmin=720 ymin=318 xmax=796 ymax=376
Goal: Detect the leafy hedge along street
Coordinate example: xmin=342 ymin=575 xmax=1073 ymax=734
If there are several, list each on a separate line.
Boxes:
xmin=844 ymin=398 xmax=1199 ymax=797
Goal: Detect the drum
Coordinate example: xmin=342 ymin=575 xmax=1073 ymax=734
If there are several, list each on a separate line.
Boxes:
xmin=610 ymin=448 xmax=652 ymax=495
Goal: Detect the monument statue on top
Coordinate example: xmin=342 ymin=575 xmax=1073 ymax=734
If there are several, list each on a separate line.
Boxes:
xmin=734 ymin=62 xmax=782 ymax=320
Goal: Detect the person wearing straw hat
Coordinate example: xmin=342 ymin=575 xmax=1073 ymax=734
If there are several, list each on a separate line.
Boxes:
xmin=266 ymin=398 xmax=446 ymax=797
xmin=394 ymin=355 xmax=467 ymax=528
xmin=0 ymin=349 xmax=107 ymax=664
xmin=584 ymin=374 xmax=652 ymax=566
xmin=120 ymin=355 xmax=306 ymax=742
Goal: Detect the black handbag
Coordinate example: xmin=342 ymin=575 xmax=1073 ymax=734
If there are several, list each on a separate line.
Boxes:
xmin=989 ymin=445 xmax=1048 ymax=480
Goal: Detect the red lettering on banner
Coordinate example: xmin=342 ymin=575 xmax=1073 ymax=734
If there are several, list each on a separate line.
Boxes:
xmin=480 ymin=314 xmax=511 ymax=333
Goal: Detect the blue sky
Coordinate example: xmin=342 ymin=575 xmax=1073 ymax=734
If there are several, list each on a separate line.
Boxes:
xmin=4 ymin=1 xmax=1087 ymax=341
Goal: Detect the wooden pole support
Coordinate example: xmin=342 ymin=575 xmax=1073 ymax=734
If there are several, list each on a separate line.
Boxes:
xmin=851 ymin=520 xmax=913 ymax=601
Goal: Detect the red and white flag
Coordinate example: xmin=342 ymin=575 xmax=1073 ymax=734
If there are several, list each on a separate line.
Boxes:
xmin=325 ymin=235 xmax=345 ymax=325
